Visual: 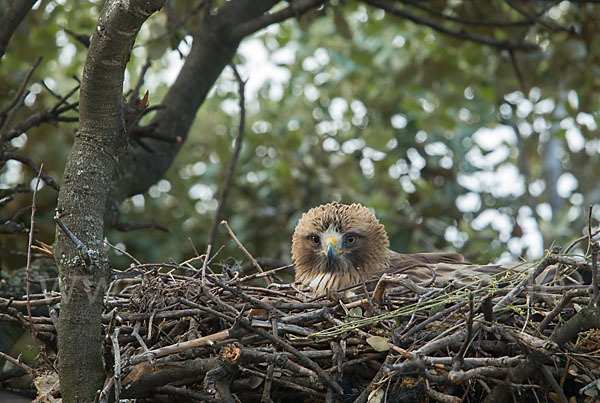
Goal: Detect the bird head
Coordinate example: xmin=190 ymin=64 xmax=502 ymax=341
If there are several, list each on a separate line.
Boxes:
xmin=292 ymin=202 xmax=390 ymax=294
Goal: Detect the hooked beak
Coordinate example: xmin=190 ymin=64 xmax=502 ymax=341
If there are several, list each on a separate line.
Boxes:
xmin=324 ymin=236 xmax=338 ymax=264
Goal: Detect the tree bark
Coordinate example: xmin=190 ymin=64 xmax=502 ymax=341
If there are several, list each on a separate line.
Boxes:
xmin=53 ymin=1 xmax=165 ymax=401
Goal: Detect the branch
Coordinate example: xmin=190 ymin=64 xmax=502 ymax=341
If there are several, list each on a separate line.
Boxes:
xmin=208 ymin=64 xmax=246 ymax=247
xmin=0 ymin=0 xmax=37 ymax=59
xmin=363 ymin=0 xmax=537 ymax=51
xmin=26 ymin=165 xmax=45 ymax=356
xmin=0 ymin=352 xmax=33 ymax=374
xmin=112 ymin=221 xmax=170 ymax=233
xmin=230 ymin=0 xmax=326 ymax=40
xmin=0 ymin=57 xmax=41 ymax=139
xmin=6 ymin=153 xmax=60 ymax=190
xmin=2 ymin=85 xmax=79 ymax=142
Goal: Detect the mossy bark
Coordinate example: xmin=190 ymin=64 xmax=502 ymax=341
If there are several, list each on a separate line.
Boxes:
xmin=53 ymin=1 xmax=165 ymax=401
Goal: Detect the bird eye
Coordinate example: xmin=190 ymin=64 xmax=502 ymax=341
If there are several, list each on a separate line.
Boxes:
xmin=310 ymin=235 xmax=320 ymax=246
xmin=345 ymin=234 xmax=357 ymax=244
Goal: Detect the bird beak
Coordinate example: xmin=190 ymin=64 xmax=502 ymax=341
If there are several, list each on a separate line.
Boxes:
xmin=324 ymin=236 xmax=338 ymax=264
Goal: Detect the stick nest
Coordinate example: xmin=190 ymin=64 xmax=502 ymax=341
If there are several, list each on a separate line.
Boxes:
xmin=3 ymin=247 xmax=600 ymax=403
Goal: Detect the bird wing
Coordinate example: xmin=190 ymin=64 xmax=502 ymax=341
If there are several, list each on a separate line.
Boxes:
xmin=382 ymin=250 xmax=533 ymax=288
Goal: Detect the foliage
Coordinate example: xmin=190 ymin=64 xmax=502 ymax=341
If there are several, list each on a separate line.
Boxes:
xmin=2 ymin=0 xmax=600 ymax=276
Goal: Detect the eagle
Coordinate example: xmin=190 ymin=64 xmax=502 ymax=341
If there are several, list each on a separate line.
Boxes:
xmin=292 ymin=202 xmax=466 ymax=296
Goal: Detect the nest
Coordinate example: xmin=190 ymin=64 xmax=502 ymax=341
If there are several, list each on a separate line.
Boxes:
xmin=3 ymin=246 xmax=600 ymax=403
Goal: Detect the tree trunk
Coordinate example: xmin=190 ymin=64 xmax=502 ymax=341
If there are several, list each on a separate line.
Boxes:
xmin=53 ymin=1 xmax=165 ymax=401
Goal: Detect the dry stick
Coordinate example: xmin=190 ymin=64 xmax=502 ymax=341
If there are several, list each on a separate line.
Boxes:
xmin=154 ymin=385 xmax=218 ymax=402
xmin=240 ymin=367 xmax=326 ymax=398
xmin=426 ymin=387 xmax=461 ymax=403
xmin=98 ymin=376 xmax=115 ymax=403
xmin=539 ymin=364 xmax=568 ymax=403
xmin=564 ymin=229 xmax=600 ymax=254
xmin=494 ymin=254 xmax=561 ymax=313
xmin=0 ymin=352 xmax=33 ymax=374
xmin=402 ymin=301 xmax=467 ymax=339
xmin=126 ymin=329 xmax=232 ymax=366
xmin=207 ymin=64 xmax=246 ymax=249
xmin=201 ymin=244 xmax=211 ymax=288
xmin=205 ymin=276 xmax=285 ymax=316
xmin=112 ymin=328 xmax=122 ymax=401
xmin=354 ymin=353 xmax=392 ymax=403
xmin=192 ymin=286 xmax=342 ymax=393
xmin=592 ymin=242 xmax=600 ymax=305
xmin=586 ymin=205 xmax=594 ymax=257
xmin=261 ymin=316 xmax=278 ymax=403
xmin=238 ymin=264 xmax=293 ymax=283
xmin=54 ymin=210 xmax=91 ymax=266
xmin=221 ymin=220 xmax=272 ymax=285
xmin=26 ymin=164 xmax=45 ymax=357
xmin=104 ymin=239 xmax=141 ymax=265
xmin=538 ymin=288 xmax=588 ymax=333
xmin=456 ymin=293 xmax=474 ymax=360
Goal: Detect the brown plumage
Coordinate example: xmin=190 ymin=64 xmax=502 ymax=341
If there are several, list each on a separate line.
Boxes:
xmin=292 ymin=202 xmax=465 ymax=296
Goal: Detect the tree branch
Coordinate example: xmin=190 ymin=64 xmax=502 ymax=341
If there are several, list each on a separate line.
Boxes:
xmin=363 ymin=0 xmax=537 ymax=51
xmin=0 ymin=0 xmax=38 ymax=59
xmin=208 ymin=64 xmax=246 ymax=247
xmin=230 ymin=0 xmax=326 ymax=40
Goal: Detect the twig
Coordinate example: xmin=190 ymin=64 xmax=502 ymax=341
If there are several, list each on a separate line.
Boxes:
xmin=564 ymin=229 xmax=600 ymax=254
xmin=207 ymin=64 xmax=246 ymax=248
xmin=98 ymin=376 xmax=115 ymax=403
xmin=363 ymin=0 xmax=537 ymax=51
xmin=154 ymin=385 xmax=218 ymax=402
xmin=402 ymin=301 xmax=467 ymax=338
xmin=202 ymin=244 xmax=211 ymax=288
xmin=509 ymin=50 xmax=526 ymax=93
xmin=0 ymin=57 xmax=42 ymax=138
xmin=354 ymin=353 xmax=391 ymax=403
xmin=130 ymin=57 xmax=151 ymax=101
xmin=238 ymin=264 xmax=294 ymax=283
xmin=104 ymin=239 xmax=141 ymax=265
xmin=0 ymin=352 xmax=33 ymax=374
xmin=61 ymin=26 xmax=90 ymax=47
xmin=112 ymin=328 xmax=122 ymax=401
xmin=112 ymin=221 xmax=169 ymax=233
xmin=397 ymin=0 xmax=536 ymax=27
xmin=54 ymin=209 xmax=91 ymax=267
xmin=538 ymin=289 xmax=588 ymax=333
xmin=126 ymin=329 xmax=232 ymax=366
xmin=235 ymin=316 xmax=344 ymax=395
xmin=587 ymin=205 xmax=594 ymax=256
xmin=538 ymin=364 xmax=568 ymax=403
xmin=456 ymin=293 xmax=474 ymax=360
xmin=26 ymin=164 xmax=44 ymax=354
xmin=494 ymin=254 xmax=560 ymax=312
xmin=221 ymin=220 xmax=272 ymax=285
xmin=592 ymin=242 xmax=599 ymax=305
xmin=6 ymin=153 xmax=60 ymax=190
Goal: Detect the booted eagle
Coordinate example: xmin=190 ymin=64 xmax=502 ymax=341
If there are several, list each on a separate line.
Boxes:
xmin=292 ymin=202 xmax=466 ymax=296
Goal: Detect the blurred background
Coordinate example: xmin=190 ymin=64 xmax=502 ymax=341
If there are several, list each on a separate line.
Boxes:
xmin=2 ymin=0 xmax=600 ymax=276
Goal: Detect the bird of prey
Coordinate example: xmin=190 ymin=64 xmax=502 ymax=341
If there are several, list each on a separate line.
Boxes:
xmin=292 ymin=202 xmax=467 ymax=296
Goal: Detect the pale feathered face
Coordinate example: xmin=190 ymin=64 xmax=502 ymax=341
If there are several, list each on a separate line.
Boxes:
xmin=292 ymin=202 xmax=389 ymax=295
